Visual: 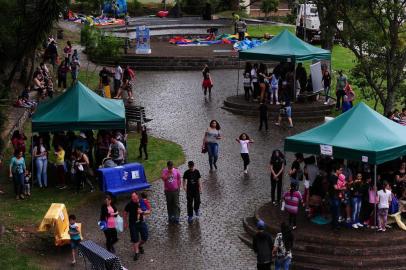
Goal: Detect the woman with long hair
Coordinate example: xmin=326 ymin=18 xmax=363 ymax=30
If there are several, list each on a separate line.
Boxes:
xmin=269 ymin=150 xmax=285 ymax=206
xmin=73 ymin=148 xmax=94 ymax=193
xmin=258 ymin=63 xmax=269 ymax=102
xmin=273 ymin=222 xmax=294 ymax=270
xmin=32 ymin=137 xmax=48 ymax=188
xmin=203 ymin=120 xmax=222 ymax=171
xmin=202 ymin=65 xmax=213 ymax=96
xmin=377 ymin=181 xmax=392 ymax=232
xmin=100 ymin=194 xmax=119 ymax=252
xmin=9 ymin=150 xmax=26 ymax=200
xmin=235 ymin=133 xmax=254 ymax=174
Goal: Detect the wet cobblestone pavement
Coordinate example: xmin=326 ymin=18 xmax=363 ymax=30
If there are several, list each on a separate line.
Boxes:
xmin=49 ymin=70 xmax=319 ymax=270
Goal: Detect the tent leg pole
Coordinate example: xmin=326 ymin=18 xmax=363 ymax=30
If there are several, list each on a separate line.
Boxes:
xmin=236 ymin=59 xmax=240 ymax=96
xmin=293 ymin=61 xmax=296 ymax=102
xmin=374 ymin=164 xmax=377 ymax=230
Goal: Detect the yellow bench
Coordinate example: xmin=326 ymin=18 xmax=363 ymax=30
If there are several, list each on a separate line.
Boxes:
xmin=38 ymin=203 xmax=83 ymax=246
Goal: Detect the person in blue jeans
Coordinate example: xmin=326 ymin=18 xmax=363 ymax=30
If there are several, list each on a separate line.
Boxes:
xmin=273 ymin=222 xmax=293 ymax=270
xmin=9 ymin=150 xmax=26 ymax=200
xmin=350 ymin=173 xmax=364 ymax=229
xmin=203 ymin=120 xmax=222 ymax=171
xmin=32 ymin=137 xmax=48 ymax=188
xmin=328 ymin=166 xmax=345 ymax=229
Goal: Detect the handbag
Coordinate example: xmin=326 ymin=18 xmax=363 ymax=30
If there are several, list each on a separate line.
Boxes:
xmin=201 ymin=142 xmax=208 ymax=154
xmin=115 ymin=215 xmax=124 ymax=233
xmin=389 ymin=195 xmax=399 ymax=214
xmin=98 ymin=220 xmax=107 ymax=231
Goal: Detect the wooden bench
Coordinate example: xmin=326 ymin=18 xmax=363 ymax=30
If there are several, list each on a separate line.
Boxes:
xmin=297 ymin=90 xmax=322 ymax=103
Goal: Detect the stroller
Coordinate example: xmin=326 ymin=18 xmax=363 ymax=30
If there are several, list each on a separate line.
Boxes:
xmin=100 ymin=157 xmax=117 ymax=168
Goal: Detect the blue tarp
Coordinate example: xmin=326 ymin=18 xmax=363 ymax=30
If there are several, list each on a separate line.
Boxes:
xmin=98 ymin=163 xmax=150 ymax=195
xmin=103 ymin=0 xmax=127 ymax=16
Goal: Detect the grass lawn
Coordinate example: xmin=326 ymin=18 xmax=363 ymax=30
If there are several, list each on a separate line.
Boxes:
xmin=0 ymin=122 xmax=184 ymax=269
xmin=247 ymin=24 xmax=295 ymax=37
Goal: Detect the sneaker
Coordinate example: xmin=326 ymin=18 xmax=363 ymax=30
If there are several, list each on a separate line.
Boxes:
xmin=275 ymin=122 xmax=280 ymax=126
xmin=382 ymin=228 xmax=386 ymax=232
xmin=272 ymin=201 xmax=277 ymax=206
xmin=288 ymin=125 xmax=294 ymax=128
xmin=243 ymin=169 xmax=248 ymax=174
xmin=292 ymin=226 xmax=297 ymax=230
xmin=357 ymin=223 xmax=364 ymax=227
xmin=377 ymin=228 xmax=383 ymax=232
xmin=71 ymin=260 xmax=76 ymax=265
xmin=139 ymin=246 xmax=144 ymax=254
xmin=324 ymin=101 xmax=328 ymax=105
xmin=188 ymin=216 xmax=193 ymax=224
xmin=60 ymin=185 xmax=67 ymax=190
xmin=195 ymin=210 xmax=200 ymax=217
xmin=213 ymin=163 xmax=218 ymax=170
xmin=338 ymin=216 xmax=344 ymax=223
xmin=346 ymin=218 xmax=351 ymax=224
xmin=305 ymin=207 xmax=310 ymax=212
xmin=385 ymin=224 xmax=392 ymax=229
xmin=352 ymin=223 xmax=359 ymax=229
xmin=276 ymin=102 xmax=280 ymax=105
xmin=133 ymin=253 xmax=139 ymax=261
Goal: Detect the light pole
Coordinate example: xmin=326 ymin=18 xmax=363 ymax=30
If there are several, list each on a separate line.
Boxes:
xmin=304 ymin=0 xmax=307 ymax=42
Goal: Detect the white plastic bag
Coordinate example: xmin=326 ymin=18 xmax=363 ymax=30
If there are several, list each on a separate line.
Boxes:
xmin=115 ymin=215 xmax=123 ymax=233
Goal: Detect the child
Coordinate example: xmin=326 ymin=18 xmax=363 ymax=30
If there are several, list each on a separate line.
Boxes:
xmin=24 ymin=171 xmax=31 ymax=197
xmin=138 ymin=192 xmax=151 ymax=254
xmin=243 ymin=72 xmax=252 ymax=101
xmin=283 ymin=183 xmax=302 ymax=230
xmin=46 ymin=80 xmax=54 ymax=98
xmin=377 ymin=182 xmax=392 ymax=232
xmin=336 ymin=173 xmax=346 ymax=200
xmin=270 ymin=73 xmax=279 ymax=104
xmin=68 ymin=214 xmax=81 ymax=265
xmin=235 ymin=133 xmax=254 ymax=174
xmin=139 ymin=192 xmax=152 ymax=216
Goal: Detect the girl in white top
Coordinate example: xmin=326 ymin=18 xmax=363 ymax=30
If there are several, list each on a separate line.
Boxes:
xmin=377 ymin=181 xmax=392 ymax=232
xmin=235 ymin=133 xmax=254 ymax=174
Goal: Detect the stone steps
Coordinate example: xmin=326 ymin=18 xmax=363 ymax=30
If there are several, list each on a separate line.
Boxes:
xmin=240 ymin=214 xmax=406 ymax=270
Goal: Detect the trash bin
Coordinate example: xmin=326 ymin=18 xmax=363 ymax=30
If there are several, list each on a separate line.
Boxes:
xmin=57 ymin=29 xmax=64 ymax=40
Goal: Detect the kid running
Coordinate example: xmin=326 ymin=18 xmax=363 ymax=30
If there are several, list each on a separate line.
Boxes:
xmin=68 ymin=214 xmax=81 ymax=265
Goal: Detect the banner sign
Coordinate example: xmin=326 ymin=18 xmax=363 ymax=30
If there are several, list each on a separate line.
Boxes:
xmin=136 ymin=25 xmax=151 ymax=54
xmin=320 ymin=144 xmax=333 ymax=156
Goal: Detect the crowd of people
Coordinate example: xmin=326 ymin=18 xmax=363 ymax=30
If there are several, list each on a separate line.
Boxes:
xmin=99 ymin=62 xmax=135 ymax=102
xmin=388 ymin=107 xmax=406 ymax=126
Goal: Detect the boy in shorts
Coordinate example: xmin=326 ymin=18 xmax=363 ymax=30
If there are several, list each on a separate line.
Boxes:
xmin=68 ymin=214 xmax=81 ymax=265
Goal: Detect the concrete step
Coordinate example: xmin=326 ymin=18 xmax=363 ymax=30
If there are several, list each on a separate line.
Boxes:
xmin=223 ymin=99 xmax=334 ymax=112
xmin=222 ymin=106 xmax=326 ymax=121
xmin=237 ymin=232 xmax=253 ymax=249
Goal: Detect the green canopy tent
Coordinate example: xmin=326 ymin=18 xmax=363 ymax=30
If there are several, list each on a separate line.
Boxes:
xmin=238 ymin=29 xmax=331 ymax=97
xmin=32 ymin=81 xmax=126 ymax=132
xmin=284 ymin=102 xmax=406 ymax=164
xmin=284 ymin=102 xmax=406 ymax=227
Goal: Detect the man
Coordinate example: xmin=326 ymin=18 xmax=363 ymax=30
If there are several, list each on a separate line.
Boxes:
xmin=335 ymin=70 xmax=347 ymax=110
xmin=236 ymin=19 xmax=247 ymax=41
xmin=258 ymin=102 xmax=268 ymax=131
xmin=113 ymin=62 xmax=123 ymax=97
xmin=123 ymin=192 xmax=150 ymax=261
xmin=72 ymin=132 xmax=89 ymax=155
xmin=99 ymin=67 xmax=112 ymax=98
xmin=252 ymin=220 xmax=273 ymax=270
xmin=295 ymin=63 xmax=307 ymax=92
xmin=183 ymin=161 xmax=202 ymax=224
xmin=289 ymin=153 xmax=304 ymax=187
xmin=232 ymin=12 xmax=240 ymax=34
xmin=107 ymin=136 xmax=126 ymax=165
xmin=161 ymin=161 xmax=182 ymax=224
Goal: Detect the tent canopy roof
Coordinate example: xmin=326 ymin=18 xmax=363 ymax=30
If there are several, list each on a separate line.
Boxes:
xmin=239 ymin=29 xmax=331 ymax=62
xmin=32 ymin=81 xmax=125 ymax=132
xmin=284 ymin=102 xmax=406 ymax=164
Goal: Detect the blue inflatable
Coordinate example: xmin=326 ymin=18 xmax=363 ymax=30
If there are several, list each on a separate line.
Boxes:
xmin=103 ymin=0 xmax=127 ymax=16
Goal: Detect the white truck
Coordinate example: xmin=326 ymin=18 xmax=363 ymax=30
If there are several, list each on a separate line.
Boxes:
xmin=295 ymin=2 xmax=343 ymax=43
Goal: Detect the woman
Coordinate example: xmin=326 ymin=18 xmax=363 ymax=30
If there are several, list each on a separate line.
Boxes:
xmin=350 ymin=173 xmax=364 ymax=228
xmin=321 ymin=69 xmax=331 ymax=104
xmin=235 ymin=133 xmax=254 ymax=174
xmin=33 ymin=69 xmax=46 ymax=98
xmin=203 ymin=120 xmax=222 ymax=171
xmin=115 ymin=65 xmax=135 ymax=102
xmin=100 ymin=194 xmax=118 ymax=252
xmin=63 ymin=41 xmax=72 ymax=64
xmin=395 ymin=161 xmax=406 ymax=197
xmin=273 ymin=222 xmax=293 ymax=270
xmin=11 ymin=130 xmax=27 ymax=156
xmin=73 ymin=148 xmax=94 ymax=193
xmin=344 ymin=82 xmax=356 ymax=107
xmin=283 ymin=183 xmax=302 ymax=229
xmin=57 ymin=61 xmax=69 ymax=89
xmin=9 ymin=150 xmax=26 ymax=200
xmin=251 ymin=63 xmax=259 ymax=101
xmin=32 ymin=137 xmax=48 ymax=188
xmin=258 ymin=63 xmax=268 ymax=102
xmin=202 ymin=65 xmax=213 ymax=96
xmin=377 ymin=181 xmax=392 ymax=232
xmin=269 ymin=150 xmax=285 ymax=206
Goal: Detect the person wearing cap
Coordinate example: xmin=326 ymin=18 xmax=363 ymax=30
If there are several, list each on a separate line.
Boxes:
xmin=252 ymin=219 xmax=273 ymax=270
xmin=107 ymin=136 xmax=126 ymax=165
xmin=161 ymin=161 xmax=182 ymax=224
xmin=183 ymin=161 xmax=202 ymax=224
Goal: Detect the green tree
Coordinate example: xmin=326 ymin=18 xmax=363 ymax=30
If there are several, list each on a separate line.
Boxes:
xmin=313 ymin=0 xmax=338 ymax=51
xmin=336 ymin=0 xmax=406 ymax=114
xmin=261 ymin=0 xmax=279 ymax=20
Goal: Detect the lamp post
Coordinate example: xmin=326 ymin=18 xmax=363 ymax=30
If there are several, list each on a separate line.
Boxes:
xmin=304 ymin=0 xmax=307 ymax=42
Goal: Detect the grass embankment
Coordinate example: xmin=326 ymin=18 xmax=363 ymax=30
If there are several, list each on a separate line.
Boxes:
xmin=0 ymin=123 xmax=184 ymax=269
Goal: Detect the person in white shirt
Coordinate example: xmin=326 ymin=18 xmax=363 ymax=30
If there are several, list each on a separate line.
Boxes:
xmin=235 ymin=133 xmax=254 ymax=174
xmin=377 ymin=182 xmax=392 ymax=232
xmin=113 ymin=62 xmax=123 ymax=96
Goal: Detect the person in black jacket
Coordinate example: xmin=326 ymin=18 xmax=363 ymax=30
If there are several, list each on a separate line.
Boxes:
xmin=138 ymin=125 xmax=148 ymax=160
xmin=253 ymin=219 xmax=273 ymax=270
xmin=100 ymin=194 xmax=119 ymax=253
xmin=259 ymin=102 xmax=268 ymax=131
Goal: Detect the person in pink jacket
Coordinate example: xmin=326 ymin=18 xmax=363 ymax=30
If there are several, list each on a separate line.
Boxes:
xmin=161 ymin=160 xmax=182 ymax=224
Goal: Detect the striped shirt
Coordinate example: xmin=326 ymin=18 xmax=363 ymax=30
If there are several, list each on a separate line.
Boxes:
xmin=283 ymin=191 xmax=302 ymax=214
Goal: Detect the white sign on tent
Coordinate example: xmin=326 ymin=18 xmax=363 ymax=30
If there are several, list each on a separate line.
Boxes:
xmin=310 ymin=61 xmax=323 ymax=93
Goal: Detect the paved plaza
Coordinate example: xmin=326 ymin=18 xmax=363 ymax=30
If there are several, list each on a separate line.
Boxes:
xmin=42 ymin=69 xmax=318 ymax=270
